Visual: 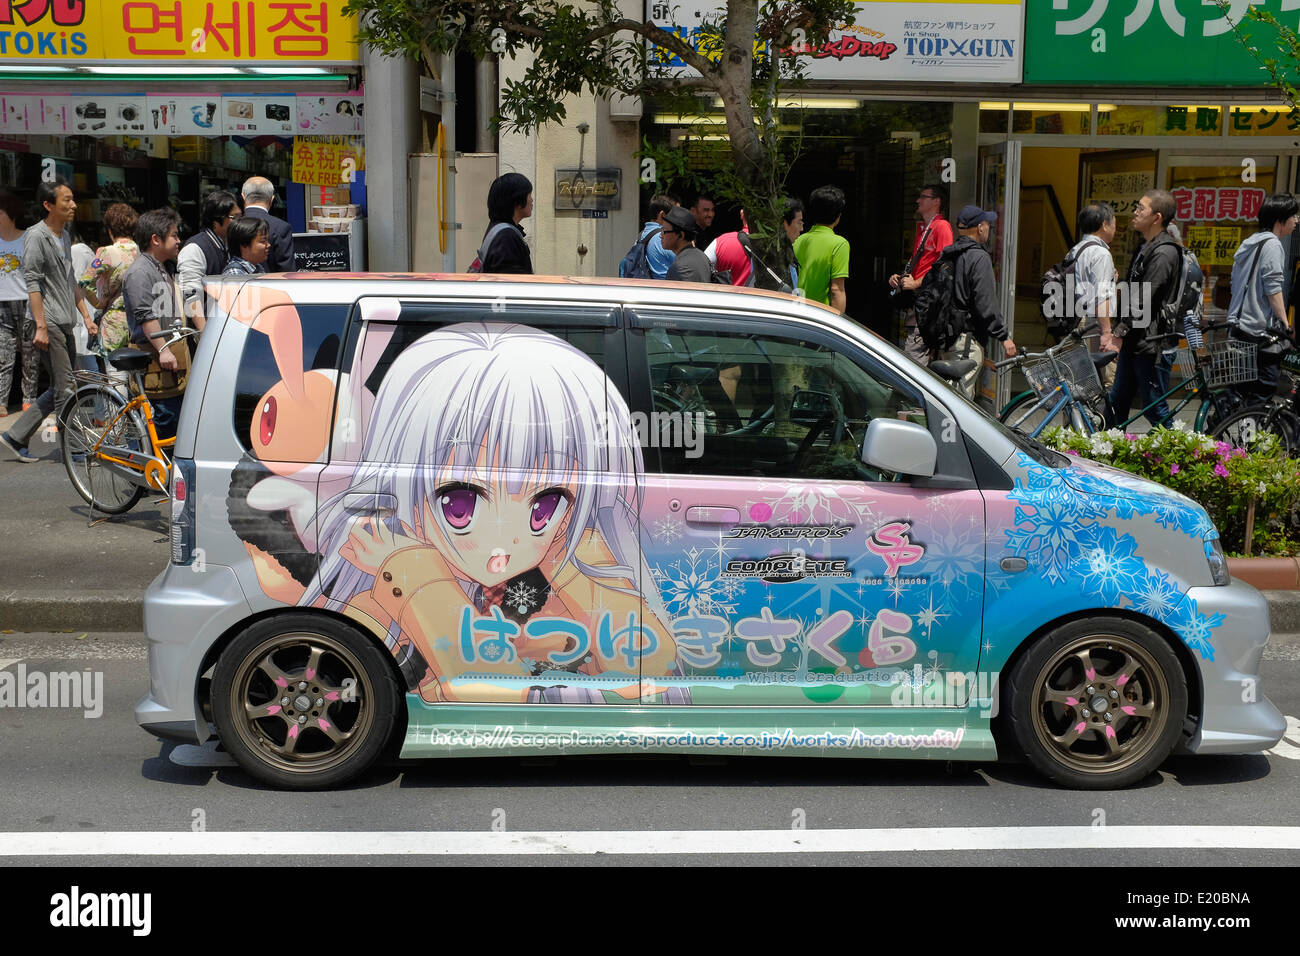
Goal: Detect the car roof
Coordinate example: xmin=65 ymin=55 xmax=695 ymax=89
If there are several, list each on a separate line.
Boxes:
xmin=213 ymin=272 xmax=842 ymax=322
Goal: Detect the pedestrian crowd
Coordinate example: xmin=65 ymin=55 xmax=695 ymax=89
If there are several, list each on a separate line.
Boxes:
xmin=0 ymin=176 xmax=298 ymax=463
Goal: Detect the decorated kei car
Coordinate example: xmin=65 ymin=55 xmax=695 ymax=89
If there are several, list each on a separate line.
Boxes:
xmin=137 ymin=275 xmax=1286 ymax=789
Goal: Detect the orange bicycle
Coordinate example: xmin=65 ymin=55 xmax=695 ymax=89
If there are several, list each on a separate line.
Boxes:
xmin=58 ymin=326 xmax=196 ymax=516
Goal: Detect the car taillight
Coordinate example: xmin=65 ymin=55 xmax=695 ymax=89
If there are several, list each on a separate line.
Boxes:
xmin=171 ymin=457 xmax=196 ymax=565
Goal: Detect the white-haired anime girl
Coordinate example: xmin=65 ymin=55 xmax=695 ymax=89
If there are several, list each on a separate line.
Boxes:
xmin=304 ymin=321 xmax=684 ymax=705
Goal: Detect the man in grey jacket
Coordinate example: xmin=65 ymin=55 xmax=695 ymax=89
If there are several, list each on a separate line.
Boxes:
xmin=1227 ymin=193 xmax=1298 ymax=403
xmin=1 ymin=180 xmax=96 ymax=462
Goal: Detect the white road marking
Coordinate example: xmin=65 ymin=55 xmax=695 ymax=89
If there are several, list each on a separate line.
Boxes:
xmin=0 ymin=827 xmax=1298 ymax=857
xmin=1267 ymin=716 xmax=1300 ymax=761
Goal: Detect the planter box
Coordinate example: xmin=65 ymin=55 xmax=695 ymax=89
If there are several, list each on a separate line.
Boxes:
xmin=1227 ymin=556 xmax=1300 ymax=590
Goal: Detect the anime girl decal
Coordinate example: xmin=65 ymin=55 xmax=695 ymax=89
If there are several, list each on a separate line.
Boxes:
xmin=304 ymin=321 xmax=685 ymax=705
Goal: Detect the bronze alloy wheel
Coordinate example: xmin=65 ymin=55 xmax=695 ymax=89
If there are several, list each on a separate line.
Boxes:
xmin=1007 ymin=618 xmax=1187 ymax=789
xmin=212 ymin=616 xmax=399 ymax=788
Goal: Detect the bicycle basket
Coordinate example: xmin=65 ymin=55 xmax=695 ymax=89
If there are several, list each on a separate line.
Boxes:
xmin=1021 ymin=342 xmax=1104 ymax=404
xmin=1172 ymin=338 xmax=1257 ymax=387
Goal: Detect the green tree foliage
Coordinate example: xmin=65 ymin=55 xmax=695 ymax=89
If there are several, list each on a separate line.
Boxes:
xmin=344 ymin=0 xmax=856 ymax=280
xmin=1213 ymin=1 xmax=1300 ymax=106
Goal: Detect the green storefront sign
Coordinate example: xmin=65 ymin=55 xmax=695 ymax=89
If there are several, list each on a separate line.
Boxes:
xmin=1025 ymin=0 xmax=1300 ymax=85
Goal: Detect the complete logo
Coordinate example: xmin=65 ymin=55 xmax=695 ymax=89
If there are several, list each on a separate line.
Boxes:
xmin=724 ymin=553 xmax=851 ymax=583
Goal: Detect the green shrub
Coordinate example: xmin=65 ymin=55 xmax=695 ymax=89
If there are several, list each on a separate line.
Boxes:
xmin=1038 ymin=423 xmax=1300 ymax=556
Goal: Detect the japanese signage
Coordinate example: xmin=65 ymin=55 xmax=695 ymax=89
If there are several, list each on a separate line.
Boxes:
xmin=0 ymin=0 xmax=358 ymax=64
xmin=0 ymin=92 xmax=359 ymax=135
xmin=1171 ymin=186 xmax=1265 ymax=224
xmin=553 ymin=168 xmax=622 ymax=211
xmin=647 ymin=0 xmax=1024 ymax=84
xmin=1184 ymin=225 xmax=1244 ymax=267
xmin=1026 ymin=0 xmax=1300 ymax=85
xmin=292 ymin=232 xmax=350 ymax=270
xmin=292 ymin=134 xmax=364 ymax=186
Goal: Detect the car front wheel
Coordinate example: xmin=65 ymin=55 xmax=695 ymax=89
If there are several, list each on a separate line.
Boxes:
xmin=1006 ymin=618 xmax=1187 ymax=789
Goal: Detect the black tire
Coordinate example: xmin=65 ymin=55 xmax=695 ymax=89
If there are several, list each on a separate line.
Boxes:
xmin=1211 ymin=406 xmax=1296 ymax=456
xmin=211 ymin=614 xmax=400 ymax=789
xmin=999 ymin=391 xmax=1063 ymax=436
xmin=1005 ymin=618 xmax=1187 ymax=789
xmin=58 ymin=386 xmax=147 ymax=515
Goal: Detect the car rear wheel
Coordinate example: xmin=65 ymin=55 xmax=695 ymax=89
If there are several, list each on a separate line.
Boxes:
xmin=211 ymin=615 xmax=399 ymax=789
xmin=1006 ymin=618 xmax=1187 ymax=789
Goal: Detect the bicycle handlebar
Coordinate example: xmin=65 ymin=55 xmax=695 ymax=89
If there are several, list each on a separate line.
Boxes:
xmin=994 ymin=320 xmax=1101 ymax=370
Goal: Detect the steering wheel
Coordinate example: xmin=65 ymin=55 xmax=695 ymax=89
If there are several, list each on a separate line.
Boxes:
xmin=791 ymin=403 xmax=856 ymax=475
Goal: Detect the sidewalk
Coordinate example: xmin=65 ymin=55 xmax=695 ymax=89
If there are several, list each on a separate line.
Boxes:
xmin=2 ymin=409 xmax=1300 ymax=638
xmin=0 ymin=407 xmax=167 ymax=631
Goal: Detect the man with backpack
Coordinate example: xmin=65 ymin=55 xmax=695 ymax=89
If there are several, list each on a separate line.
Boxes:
xmin=1041 ymin=202 xmax=1120 ymax=385
xmin=912 ymin=205 xmax=1016 ymax=399
xmin=620 ymin=193 xmax=678 ymax=280
xmin=1225 ymin=193 xmax=1298 ymax=405
xmin=1108 ymin=189 xmax=1183 ymax=428
xmin=662 ymin=206 xmax=714 ymax=283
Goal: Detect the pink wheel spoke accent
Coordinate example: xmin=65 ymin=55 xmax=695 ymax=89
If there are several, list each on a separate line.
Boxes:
xmin=1054 ymin=722 xmax=1088 ymax=747
xmin=1123 ymin=700 xmax=1155 ymax=718
xmin=246 ymin=701 xmax=283 ymax=719
xmin=1102 ymin=724 xmax=1122 ymax=756
xmin=315 ymin=718 xmax=348 ymax=744
xmin=257 ymin=652 xmax=294 ymax=689
xmin=284 ymin=723 xmax=302 ymax=753
xmin=304 ymin=645 xmax=324 ymax=684
xmin=1044 ymin=685 xmax=1083 ymax=706
xmin=1074 ymin=647 xmax=1097 ymax=684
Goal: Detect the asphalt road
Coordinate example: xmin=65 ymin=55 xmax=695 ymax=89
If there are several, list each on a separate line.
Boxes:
xmin=0 ymin=632 xmax=1296 ymax=867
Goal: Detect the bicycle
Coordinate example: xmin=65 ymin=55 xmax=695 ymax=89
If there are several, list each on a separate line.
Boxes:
xmin=997 ymin=321 xmax=1246 ymax=439
xmin=57 ymin=326 xmax=196 ymax=516
xmin=1210 ymin=329 xmax=1300 ymax=455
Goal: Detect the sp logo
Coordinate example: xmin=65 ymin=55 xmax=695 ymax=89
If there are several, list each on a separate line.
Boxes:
xmin=866 ymin=521 xmax=925 ymax=577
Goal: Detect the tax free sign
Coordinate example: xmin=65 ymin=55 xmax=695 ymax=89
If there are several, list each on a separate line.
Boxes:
xmin=647 ymin=0 xmax=1024 ymax=83
xmin=1025 ymin=0 xmax=1300 ymax=85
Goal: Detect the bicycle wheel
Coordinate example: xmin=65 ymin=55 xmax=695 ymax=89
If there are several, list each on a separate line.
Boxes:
xmin=59 ymin=386 xmax=147 ymax=514
xmin=1211 ymin=406 xmax=1297 ymax=456
xmin=1194 ymin=389 xmax=1240 ymax=435
xmin=1000 ymin=390 xmax=1071 ymax=437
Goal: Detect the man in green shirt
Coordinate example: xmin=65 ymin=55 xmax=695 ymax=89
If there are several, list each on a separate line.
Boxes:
xmin=793 ymin=185 xmax=849 ymax=312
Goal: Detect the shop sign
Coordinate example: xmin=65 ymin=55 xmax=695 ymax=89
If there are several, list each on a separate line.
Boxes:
xmin=1184 ymin=225 xmax=1244 ymax=267
xmin=292 ymin=134 xmax=364 ymax=186
xmin=0 ymin=92 xmax=360 ymax=135
xmin=1227 ymin=106 xmax=1300 ymax=136
xmin=647 ymin=0 xmax=1024 ymax=84
xmin=0 ymin=0 xmax=358 ymax=64
xmin=554 ymin=168 xmax=622 ymax=211
xmin=1025 ymin=0 xmax=1300 ymax=86
xmin=1172 ymin=186 xmax=1265 ymax=224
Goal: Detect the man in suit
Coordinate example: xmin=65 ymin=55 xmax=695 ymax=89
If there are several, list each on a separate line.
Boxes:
xmin=240 ymin=177 xmax=295 ymax=272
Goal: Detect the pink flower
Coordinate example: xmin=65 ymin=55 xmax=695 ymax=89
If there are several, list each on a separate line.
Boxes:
xmin=1170 ymin=463 xmax=1180 ymax=475
xmin=1214 ymin=462 xmax=1229 ymax=477
xmin=1125 ymin=433 xmax=1137 ymax=440
xmin=1215 ymin=441 xmax=1231 ymax=456
xmin=1233 ymin=448 xmax=1246 ymax=458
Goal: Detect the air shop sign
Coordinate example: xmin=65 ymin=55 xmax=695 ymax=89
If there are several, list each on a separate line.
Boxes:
xmin=554 ymin=168 xmax=622 ymax=212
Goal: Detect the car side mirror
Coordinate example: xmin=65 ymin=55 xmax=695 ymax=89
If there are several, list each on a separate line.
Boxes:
xmin=860 ymin=418 xmax=936 ymax=477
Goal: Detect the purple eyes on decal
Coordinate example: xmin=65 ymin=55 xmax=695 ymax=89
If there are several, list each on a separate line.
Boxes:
xmin=530 ymin=491 xmax=566 ymax=534
xmin=438 ymin=486 xmax=480 ymax=532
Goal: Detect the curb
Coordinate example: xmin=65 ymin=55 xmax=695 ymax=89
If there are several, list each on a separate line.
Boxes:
xmin=3 ymin=589 xmax=1300 ymax=643
xmin=0 ymin=590 xmax=142 ymax=633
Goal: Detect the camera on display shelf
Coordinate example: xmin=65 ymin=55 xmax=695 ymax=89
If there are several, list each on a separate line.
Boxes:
xmin=118 ymin=104 xmax=139 ymax=122
xmin=75 ymin=102 xmax=107 ymax=120
xmin=265 ymin=104 xmax=290 ymax=122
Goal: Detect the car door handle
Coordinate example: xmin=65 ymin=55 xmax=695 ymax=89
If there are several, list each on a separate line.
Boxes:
xmin=342 ymin=493 xmax=398 ymax=514
xmin=686 ymin=506 xmax=741 ymax=525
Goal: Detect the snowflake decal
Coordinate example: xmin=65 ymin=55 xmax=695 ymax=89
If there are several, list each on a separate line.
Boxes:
xmin=751 ymin=479 xmax=877 ymax=529
xmin=651 ymin=546 xmax=738 ymax=618
xmin=1132 ymin=568 xmax=1180 ymax=619
xmin=433 ymin=636 xmax=451 ymax=652
xmin=1074 ymin=525 xmax=1146 ymax=605
xmin=923 ymin=509 xmax=985 ymax=605
xmin=505 ymin=581 xmax=539 ymax=615
xmin=652 ymin=515 xmax=684 ymax=545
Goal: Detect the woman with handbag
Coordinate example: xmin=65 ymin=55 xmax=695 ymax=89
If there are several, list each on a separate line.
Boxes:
xmin=1226 ymin=193 xmax=1298 ymax=406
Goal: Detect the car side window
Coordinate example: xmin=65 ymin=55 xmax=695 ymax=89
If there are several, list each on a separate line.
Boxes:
xmin=641 ymin=319 xmax=927 ymax=481
xmin=336 ymin=299 xmax=620 ymax=467
xmin=232 ymin=302 xmax=351 ymax=461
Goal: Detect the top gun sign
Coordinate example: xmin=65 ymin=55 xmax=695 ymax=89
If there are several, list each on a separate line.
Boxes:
xmin=646 ymin=0 xmax=1024 ymax=84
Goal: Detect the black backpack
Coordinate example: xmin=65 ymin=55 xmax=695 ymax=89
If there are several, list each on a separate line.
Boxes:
xmin=619 ymin=227 xmax=660 ymax=279
xmin=1041 ymin=236 xmax=1104 ymax=339
xmin=914 ymin=244 xmax=970 ymax=353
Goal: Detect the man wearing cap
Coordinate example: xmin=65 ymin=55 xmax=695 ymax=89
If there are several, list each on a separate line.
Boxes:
xmin=937 ymin=205 xmax=1017 ymax=399
xmin=663 ymin=206 xmax=714 ymax=283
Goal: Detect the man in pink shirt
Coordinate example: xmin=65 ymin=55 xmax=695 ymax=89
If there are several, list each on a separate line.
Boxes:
xmin=890 ymin=184 xmax=954 ymax=363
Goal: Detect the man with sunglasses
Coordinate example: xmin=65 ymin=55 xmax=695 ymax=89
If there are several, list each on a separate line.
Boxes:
xmin=892 ymin=184 xmax=952 ymax=364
